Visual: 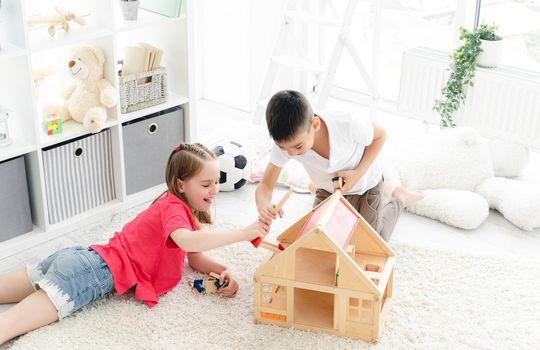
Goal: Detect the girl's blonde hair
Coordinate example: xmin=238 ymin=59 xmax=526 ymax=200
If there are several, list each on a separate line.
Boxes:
xmin=153 ymin=142 xmax=217 ymax=225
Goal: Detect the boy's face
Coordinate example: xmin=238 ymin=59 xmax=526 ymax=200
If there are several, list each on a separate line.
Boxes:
xmin=276 ymin=116 xmax=319 ymax=156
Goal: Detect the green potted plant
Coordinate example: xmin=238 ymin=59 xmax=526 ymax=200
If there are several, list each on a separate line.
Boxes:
xmin=434 ymin=24 xmax=502 ymax=128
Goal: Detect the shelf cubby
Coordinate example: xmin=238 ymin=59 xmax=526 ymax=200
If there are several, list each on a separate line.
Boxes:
xmin=0 ymin=0 xmax=194 ymax=259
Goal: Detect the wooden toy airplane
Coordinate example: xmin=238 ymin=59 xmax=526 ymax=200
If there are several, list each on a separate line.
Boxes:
xmin=251 ymin=188 xmax=293 ymax=253
xmin=27 ymin=7 xmax=88 ymax=37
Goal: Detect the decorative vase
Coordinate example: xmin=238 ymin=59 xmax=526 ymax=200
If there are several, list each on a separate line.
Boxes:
xmin=120 ymin=0 xmax=140 ymax=21
xmin=476 ymin=36 xmax=504 ymax=68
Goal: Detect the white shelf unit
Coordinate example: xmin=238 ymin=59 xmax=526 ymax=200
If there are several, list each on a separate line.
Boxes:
xmin=0 ymin=0 xmax=197 ymax=259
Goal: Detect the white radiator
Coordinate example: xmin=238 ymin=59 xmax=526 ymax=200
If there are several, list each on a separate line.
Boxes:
xmin=398 ymin=47 xmax=540 ymax=149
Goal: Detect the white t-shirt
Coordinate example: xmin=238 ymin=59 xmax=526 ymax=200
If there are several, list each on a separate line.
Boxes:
xmin=269 ymin=110 xmax=382 ymax=195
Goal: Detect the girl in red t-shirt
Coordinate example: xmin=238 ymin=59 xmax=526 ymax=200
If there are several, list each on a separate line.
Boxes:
xmin=0 ymin=143 xmax=269 ymax=345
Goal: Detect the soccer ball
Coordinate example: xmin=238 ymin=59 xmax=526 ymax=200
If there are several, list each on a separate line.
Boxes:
xmin=212 ymin=141 xmax=249 ymax=191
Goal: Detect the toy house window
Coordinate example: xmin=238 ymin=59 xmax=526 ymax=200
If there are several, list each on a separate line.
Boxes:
xmin=363 ymin=263 xmax=381 ymax=285
xmin=348 ymin=297 xmax=373 ymax=322
xmin=261 ymin=283 xmax=286 ymax=310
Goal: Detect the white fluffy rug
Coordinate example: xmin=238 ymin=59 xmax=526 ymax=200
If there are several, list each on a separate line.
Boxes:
xmin=9 ymin=207 xmax=540 ymax=350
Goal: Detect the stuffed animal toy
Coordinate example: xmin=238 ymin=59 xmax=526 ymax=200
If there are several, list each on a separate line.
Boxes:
xmin=384 ymin=127 xmax=540 ymax=231
xmin=27 ymin=6 xmax=87 ymax=37
xmin=43 ymin=46 xmax=116 ymax=134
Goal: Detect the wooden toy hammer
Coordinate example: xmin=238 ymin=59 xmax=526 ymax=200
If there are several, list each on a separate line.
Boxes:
xmin=251 ymin=188 xmax=293 ymax=252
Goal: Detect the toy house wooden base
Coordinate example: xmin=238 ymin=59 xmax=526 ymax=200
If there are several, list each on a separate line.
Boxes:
xmin=254 ymin=190 xmax=396 ymax=342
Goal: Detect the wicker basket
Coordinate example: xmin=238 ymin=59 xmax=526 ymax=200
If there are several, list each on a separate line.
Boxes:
xmin=119 ymin=67 xmax=168 ymax=113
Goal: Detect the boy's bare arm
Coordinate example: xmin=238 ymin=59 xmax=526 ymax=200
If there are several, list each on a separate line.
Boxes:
xmin=338 ymin=122 xmax=387 ymax=193
xmin=357 ymin=122 xmax=387 ymax=175
xmin=256 ymin=163 xmax=282 ymax=222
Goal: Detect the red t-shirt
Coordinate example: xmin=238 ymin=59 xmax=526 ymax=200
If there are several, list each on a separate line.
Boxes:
xmin=91 ymin=192 xmax=194 ymax=307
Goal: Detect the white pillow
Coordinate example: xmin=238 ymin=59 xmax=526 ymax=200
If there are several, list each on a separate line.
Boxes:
xmin=488 ymin=139 xmax=530 ymax=177
xmin=394 ymin=127 xmax=494 ymax=191
xmin=476 ymin=177 xmax=540 ymax=231
xmin=407 ymin=189 xmax=489 ymax=229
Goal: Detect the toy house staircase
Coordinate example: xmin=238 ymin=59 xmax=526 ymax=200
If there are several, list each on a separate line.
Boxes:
xmin=252 ymin=0 xmax=380 ymax=125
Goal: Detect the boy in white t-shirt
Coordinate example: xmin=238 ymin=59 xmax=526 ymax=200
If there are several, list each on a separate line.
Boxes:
xmin=256 ymin=90 xmax=423 ymax=241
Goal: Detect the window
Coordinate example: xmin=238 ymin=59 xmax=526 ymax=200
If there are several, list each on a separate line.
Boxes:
xmin=331 ymin=1 xmax=472 ymax=102
xmin=478 ymin=0 xmax=540 ymax=72
xmin=348 ymin=297 xmax=373 ymax=322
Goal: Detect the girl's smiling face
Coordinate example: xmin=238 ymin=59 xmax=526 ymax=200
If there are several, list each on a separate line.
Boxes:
xmin=177 ymin=159 xmax=220 ymax=211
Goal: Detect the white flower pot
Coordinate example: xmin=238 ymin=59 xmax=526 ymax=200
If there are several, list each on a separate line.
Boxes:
xmin=476 ymin=37 xmax=504 ymax=68
xmin=120 ymin=1 xmax=140 ymax=21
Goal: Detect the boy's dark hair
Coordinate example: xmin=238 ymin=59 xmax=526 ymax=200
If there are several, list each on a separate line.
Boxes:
xmin=266 ymin=90 xmax=313 ymax=142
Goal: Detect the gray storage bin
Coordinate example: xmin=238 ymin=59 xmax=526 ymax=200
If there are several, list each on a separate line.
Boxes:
xmin=123 ymin=106 xmax=184 ymax=195
xmin=42 ymin=129 xmax=116 ymax=224
xmin=0 ymin=156 xmax=33 ymax=242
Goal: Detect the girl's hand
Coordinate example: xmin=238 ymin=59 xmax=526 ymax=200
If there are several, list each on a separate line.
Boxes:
xmin=336 ymin=169 xmax=364 ymax=193
xmin=217 ymin=270 xmax=238 ymax=298
xmin=258 ymin=203 xmax=283 ymax=225
xmin=243 ymin=220 xmax=269 ymax=241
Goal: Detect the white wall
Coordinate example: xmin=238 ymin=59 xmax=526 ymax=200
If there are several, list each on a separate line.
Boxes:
xmin=195 ymin=0 xmax=286 ymax=112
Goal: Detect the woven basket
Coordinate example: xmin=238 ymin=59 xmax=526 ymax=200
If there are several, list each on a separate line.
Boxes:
xmin=119 ymin=67 xmax=168 ymax=113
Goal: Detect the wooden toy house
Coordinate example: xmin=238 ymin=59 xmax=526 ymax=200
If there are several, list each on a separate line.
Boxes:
xmin=254 ymin=190 xmax=396 ymax=342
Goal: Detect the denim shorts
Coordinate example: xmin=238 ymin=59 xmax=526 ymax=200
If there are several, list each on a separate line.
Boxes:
xmin=26 ymin=246 xmax=114 ymax=320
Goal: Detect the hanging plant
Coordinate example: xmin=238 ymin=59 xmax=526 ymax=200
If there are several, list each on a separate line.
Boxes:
xmin=433 ymin=24 xmax=500 ymax=128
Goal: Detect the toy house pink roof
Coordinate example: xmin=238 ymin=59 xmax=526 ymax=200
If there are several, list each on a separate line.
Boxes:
xmin=296 ymin=196 xmax=360 ymax=249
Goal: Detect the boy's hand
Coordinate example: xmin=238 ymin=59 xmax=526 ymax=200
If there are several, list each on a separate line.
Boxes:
xmin=243 ymin=220 xmax=269 ymax=241
xmin=217 ymin=270 xmax=238 ymax=298
xmin=336 ymin=169 xmax=364 ymax=193
xmin=258 ymin=203 xmax=283 ymax=225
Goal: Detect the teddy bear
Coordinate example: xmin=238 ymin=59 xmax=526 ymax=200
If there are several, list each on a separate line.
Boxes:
xmin=43 ymin=46 xmax=116 ymax=134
